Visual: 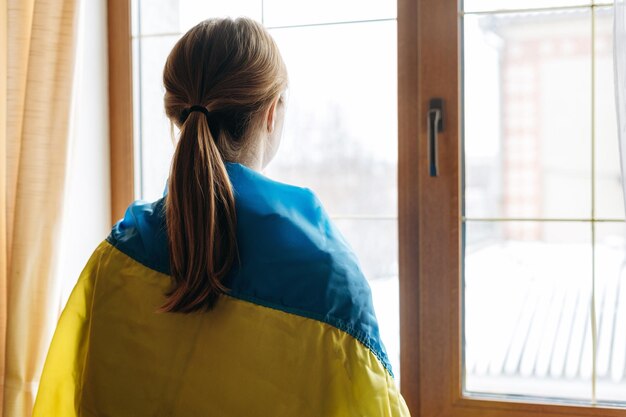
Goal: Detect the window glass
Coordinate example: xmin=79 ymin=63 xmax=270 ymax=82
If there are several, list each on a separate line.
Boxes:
xmin=464 ymin=10 xmax=592 ymax=220
xmin=138 ymin=0 xmax=180 ymax=35
xmin=263 ymin=0 xmax=396 ymax=27
xmin=137 ymin=35 xmax=178 ymax=200
xmin=465 ymin=221 xmax=593 ymax=399
xmin=595 ymin=223 xmax=626 ymax=402
xmin=594 ymin=7 xmax=624 ymax=219
xmin=266 ymin=21 xmax=397 ymax=217
xmin=179 ymin=0 xmax=263 ymax=32
xmin=462 ymin=3 xmax=626 ymax=405
xmin=463 ymin=0 xmax=591 ymax=13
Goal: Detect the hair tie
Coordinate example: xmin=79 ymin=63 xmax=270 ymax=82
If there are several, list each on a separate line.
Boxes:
xmin=180 ymin=105 xmax=211 ymax=123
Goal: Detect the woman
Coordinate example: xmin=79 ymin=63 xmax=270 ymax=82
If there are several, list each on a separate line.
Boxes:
xmin=33 ymin=18 xmax=409 ymax=417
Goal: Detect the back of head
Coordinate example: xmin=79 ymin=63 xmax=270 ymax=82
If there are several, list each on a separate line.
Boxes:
xmin=161 ymin=17 xmax=287 ymax=313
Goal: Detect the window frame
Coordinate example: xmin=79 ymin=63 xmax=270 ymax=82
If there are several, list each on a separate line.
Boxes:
xmin=108 ymin=0 xmax=135 ymax=224
xmin=107 ymin=0 xmax=624 ymax=414
xmin=398 ymin=0 xmax=625 ymax=416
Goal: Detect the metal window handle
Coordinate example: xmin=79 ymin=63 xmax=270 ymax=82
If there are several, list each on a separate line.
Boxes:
xmin=428 ymin=98 xmax=444 ymax=177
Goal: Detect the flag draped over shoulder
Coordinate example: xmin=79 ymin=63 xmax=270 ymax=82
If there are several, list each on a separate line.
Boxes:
xmin=32 ymin=163 xmax=410 ymax=417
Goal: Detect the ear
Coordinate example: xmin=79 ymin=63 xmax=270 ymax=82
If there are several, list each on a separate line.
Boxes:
xmin=266 ymin=95 xmax=280 ymax=133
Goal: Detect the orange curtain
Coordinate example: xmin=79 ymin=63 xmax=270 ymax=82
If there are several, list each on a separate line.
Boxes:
xmin=1 ymin=0 xmax=79 ymax=416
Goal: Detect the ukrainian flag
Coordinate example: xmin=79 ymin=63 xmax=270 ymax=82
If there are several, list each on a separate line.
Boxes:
xmin=33 ymin=163 xmax=409 ymax=416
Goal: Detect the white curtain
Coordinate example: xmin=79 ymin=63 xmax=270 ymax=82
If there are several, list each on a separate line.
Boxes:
xmin=2 ymin=0 xmax=110 ymax=416
xmin=617 ymin=0 xmax=626 ymax=212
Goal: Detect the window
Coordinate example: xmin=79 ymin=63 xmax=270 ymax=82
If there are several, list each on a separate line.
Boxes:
xmin=111 ymin=0 xmax=626 ymax=413
xmin=401 ymin=0 xmax=626 ymax=415
xmin=130 ymin=0 xmax=400 ymax=377
xmin=463 ymin=1 xmax=624 ymax=404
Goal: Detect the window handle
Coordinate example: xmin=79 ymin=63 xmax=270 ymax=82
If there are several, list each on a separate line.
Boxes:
xmin=428 ymin=98 xmax=444 ymax=177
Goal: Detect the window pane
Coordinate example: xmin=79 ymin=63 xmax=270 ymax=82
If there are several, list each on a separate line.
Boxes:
xmin=132 ymin=0 xmax=139 ymax=36
xmin=137 ymin=0 xmax=262 ymax=36
xmin=595 ymin=223 xmax=626 ymax=404
xmin=138 ymin=35 xmax=178 ymax=201
xmin=463 ymin=0 xmax=590 ymax=13
xmin=266 ymin=21 xmax=397 ymax=217
xmin=464 ymin=221 xmax=593 ymax=400
xmin=263 ymin=0 xmax=395 ymax=27
xmin=178 ymin=0 xmax=262 ymax=33
xmin=464 ymin=10 xmax=592 ymax=219
xmin=594 ymin=7 xmax=625 ymax=219
xmin=138 ymin=0 xmax=180 ymax=35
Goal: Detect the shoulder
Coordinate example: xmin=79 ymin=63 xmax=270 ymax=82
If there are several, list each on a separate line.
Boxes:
xmin=227 ymin=163 xmax=349 ymax=271
xmin=227 ymin=162 xmax=320 ymax=216
xmin=106 ymin=198 xmax=170 ymax=275
xmin=228 ymin=163 xmax=327 ymax=245
xmin=227 ymin=164 xmax=393 ymax=376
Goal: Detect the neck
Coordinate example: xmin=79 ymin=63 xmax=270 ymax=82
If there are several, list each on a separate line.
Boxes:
xmin=234 ymin=131 xmax=267 ymax=172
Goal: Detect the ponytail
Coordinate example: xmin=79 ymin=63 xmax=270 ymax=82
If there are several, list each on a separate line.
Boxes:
xmin=161 ymin=17 xmax=287 ymax=313
xmin=162 ymin=110 xmax=238 ymax=312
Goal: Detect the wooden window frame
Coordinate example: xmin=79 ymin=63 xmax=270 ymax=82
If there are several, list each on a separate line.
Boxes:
xmin=108 ymin=0 xmax=135 ymax=224
xmin=397 ymin=0 xmax=624 ymax=416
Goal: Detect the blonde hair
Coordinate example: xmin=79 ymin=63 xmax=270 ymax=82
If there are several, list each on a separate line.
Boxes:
xmin=161 ymin=18 xmax=287 ymax=312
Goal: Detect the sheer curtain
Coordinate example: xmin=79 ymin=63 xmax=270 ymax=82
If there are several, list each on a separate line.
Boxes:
xmin=1 ymin=1 xmax=79 ymax=416
xmin=617 ymin=0 xmax=626 ymax=212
